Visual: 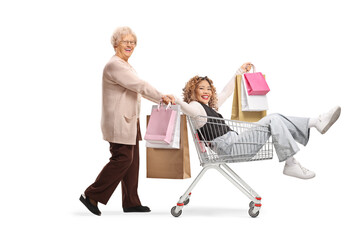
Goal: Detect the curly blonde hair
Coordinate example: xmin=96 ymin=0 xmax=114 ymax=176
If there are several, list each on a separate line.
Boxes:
xmin=182 ymin=76 xmax=218 ymax=110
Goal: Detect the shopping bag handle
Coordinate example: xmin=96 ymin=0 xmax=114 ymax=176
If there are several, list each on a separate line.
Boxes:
xmin=248 ymin=64 xmax=256 ymax=73
xmin=157 ymin=101 xmax=172 ymax=111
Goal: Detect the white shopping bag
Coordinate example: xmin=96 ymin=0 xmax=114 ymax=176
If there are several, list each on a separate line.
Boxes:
xmin=146 ymin=104 xmax=181 ymax=149
xmin=241 ymin=74 xmax=269 ymax=111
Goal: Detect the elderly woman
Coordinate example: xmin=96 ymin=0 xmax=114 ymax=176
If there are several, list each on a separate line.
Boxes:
xmin=171 ymin=65 xmax=340 ymax=180
xmin=80 ymin=26 xmax=174 ymax=216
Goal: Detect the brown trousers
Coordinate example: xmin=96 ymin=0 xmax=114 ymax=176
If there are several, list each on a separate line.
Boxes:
xmin=85 ymin=121 xmax=142 ymax=208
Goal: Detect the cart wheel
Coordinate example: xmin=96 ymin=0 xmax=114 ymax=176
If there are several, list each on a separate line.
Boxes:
xmin=171 ymin=206 xmax=182 ymax=217
xmin=183 ymin=198 xmax=190 ymax=206
xmin=248 ymin=207 xmax=260 ymax=218
xmin=249 ymin=201 xmax=254 ymax=208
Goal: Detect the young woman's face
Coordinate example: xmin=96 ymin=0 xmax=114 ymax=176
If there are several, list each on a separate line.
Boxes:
xmin=195 ymin=80 xmax=212 ymax=105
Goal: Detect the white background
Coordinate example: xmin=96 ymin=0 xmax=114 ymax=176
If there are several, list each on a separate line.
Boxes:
xmin=1 ymin=0 xmax=359 ymax=239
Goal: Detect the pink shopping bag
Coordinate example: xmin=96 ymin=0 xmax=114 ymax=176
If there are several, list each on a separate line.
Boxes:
xmin=144 ymin=104 xmax=177 ymax=144
xmin=244 ymin=72 xmax=270 ymax=95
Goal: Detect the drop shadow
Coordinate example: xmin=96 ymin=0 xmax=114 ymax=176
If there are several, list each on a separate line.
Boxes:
xmin=151 ymin=206 xmax=250 ymax=218
xmin=73 ymin=207 xmax=254 ymax=218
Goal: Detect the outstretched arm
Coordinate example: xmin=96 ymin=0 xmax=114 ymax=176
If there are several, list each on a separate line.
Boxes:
xmin=105 ymin=59 xmax=163 ymax=102
xmin=217 ymin=62 xmax=252 ymax=108
xmin=174 ymin=96 xmax=206 ymax=117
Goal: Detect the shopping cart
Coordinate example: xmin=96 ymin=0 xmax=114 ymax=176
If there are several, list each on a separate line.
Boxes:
xmin=171 ymin=115 xmax=273 ymax=218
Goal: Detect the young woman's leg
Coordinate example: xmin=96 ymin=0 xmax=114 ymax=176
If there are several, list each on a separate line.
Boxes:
xmin=258 ymin=106 xmax=341 ymax=179
xmin=258 ymin=113 xmax=315 ymax=179
xmin=308 ymin=106 xmax=341 ymax=134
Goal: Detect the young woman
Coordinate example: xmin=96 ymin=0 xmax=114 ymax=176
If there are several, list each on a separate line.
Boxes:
xmin=172 ymin=65 xmax=341 ymax=179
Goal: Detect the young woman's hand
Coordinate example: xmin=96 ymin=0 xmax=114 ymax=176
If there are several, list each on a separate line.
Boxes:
xmin=236 ymin=62 xmax=252 ymax=75
xmin=241 ymin=62 xmax=252 ymax=73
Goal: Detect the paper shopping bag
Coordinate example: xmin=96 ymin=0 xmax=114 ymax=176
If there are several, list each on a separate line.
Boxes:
xmin=146 ymin=105 xmax=181 ymax=149
xmin=244 ymin=72 xmax=270 ymax=95
xmin=241 ymin=74 xmax=269 ymax=111
xmin=231 ymin=75 xmax=267 ymax=122
xmin=144 ymin=104 xmax=177 ymax=144
xmin=146 ymin=115 xmax=191 ymax=179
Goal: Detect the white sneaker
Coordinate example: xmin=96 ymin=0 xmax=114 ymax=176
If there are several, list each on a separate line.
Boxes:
xmin=316 ymin=106 xmax=341 ymax=134
xmin=283 ymin=160 xmax=316 ymax=179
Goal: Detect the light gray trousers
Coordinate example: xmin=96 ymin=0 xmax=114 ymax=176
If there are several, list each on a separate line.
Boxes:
xmin=212 ymin=114 xmax=310 ymax=162
xmin=258 ymin=113 xmax=310 ymax=161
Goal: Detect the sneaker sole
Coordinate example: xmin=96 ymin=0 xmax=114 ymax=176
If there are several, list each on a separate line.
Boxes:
xmin=321 ymin=107 xmax=341 ymax=134
xmin=283 ymin=171 xmax=316 ymax=179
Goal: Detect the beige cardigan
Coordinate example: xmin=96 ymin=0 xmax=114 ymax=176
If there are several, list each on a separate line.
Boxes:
xmin=101 ymin=55 xmax=163 ymax=145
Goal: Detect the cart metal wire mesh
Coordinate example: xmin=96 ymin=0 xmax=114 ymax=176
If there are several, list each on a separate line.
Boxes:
xmin=187 ymin=115 xmax=273 ymax=165
xmin=171 ymin=115 xmax=274 ymax=218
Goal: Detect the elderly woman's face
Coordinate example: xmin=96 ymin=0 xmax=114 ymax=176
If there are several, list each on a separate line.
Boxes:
xmin=195 ymin=80 xmax=212 ymax=105
xmin=116 ymin=34 xmax=136 ymax=61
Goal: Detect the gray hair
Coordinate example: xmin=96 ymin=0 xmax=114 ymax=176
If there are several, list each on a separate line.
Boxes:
xmin=110 ymin=26 xmax=137 ymax=49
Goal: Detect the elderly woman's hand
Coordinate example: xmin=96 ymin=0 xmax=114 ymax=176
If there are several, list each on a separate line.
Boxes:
xmin=161 ymin=94 xmax=175 ymax=105
xmin=236 ymin=62 xmax=253 ymax=74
